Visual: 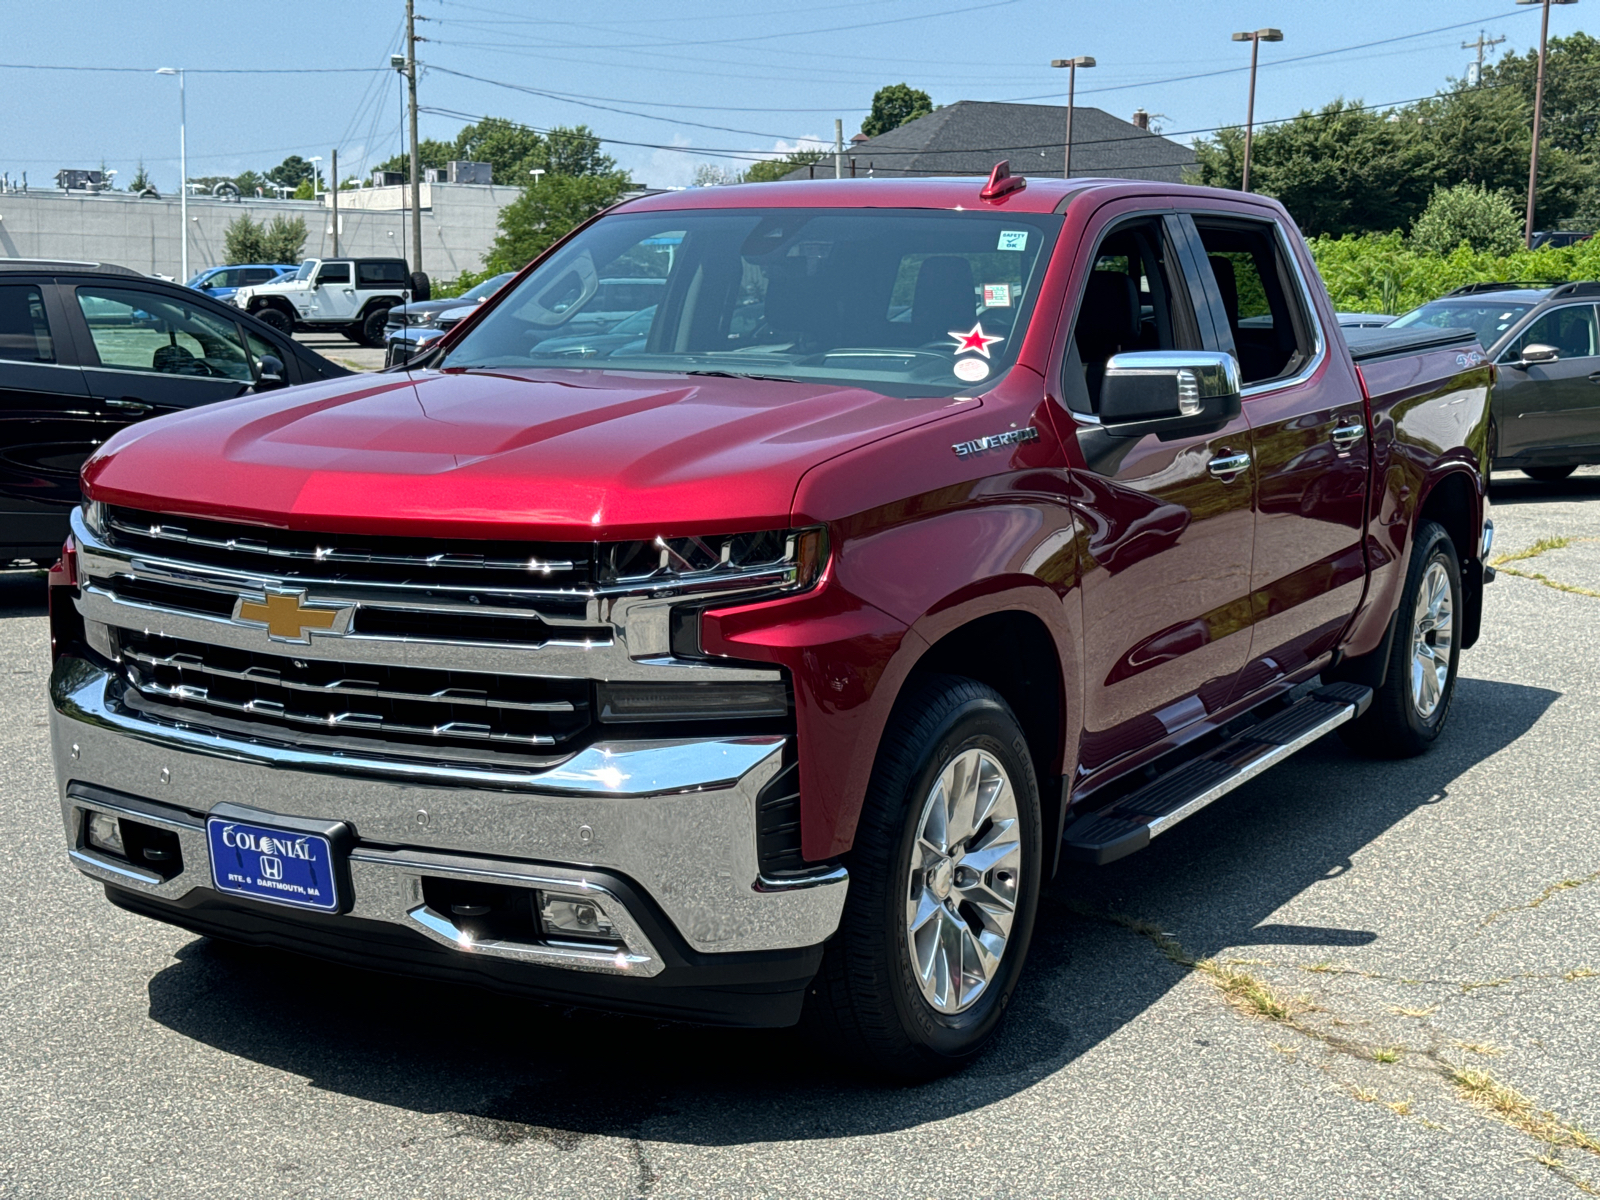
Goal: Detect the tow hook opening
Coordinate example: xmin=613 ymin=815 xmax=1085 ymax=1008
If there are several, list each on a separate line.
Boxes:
xmin=85 ymin=811 xmax=183 ymax=880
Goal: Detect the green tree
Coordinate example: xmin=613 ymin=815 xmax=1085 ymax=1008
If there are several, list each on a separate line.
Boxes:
xmin=233 ymin=169 xmax=266 ymax=197
xmin=265 ymin=155 xmax=317 ymax=189
xmin=744 ymin=149 xmax=827 ymax=183
xmin=1409 ymin=182 xmax=1524 ymax=256
xmin=451 ymin=116 xmax=546 ymax=183
xmin=262 ymin=215 xmax=308 ymax=264
xmin=377 ymin=138 xmax=455 ymax=178
xmin=223 ymin=214 xmax=271 ymax=264
xmin=538 ymin=125 xmax=616 ymax=177
xmin=1478 ymin=32 xmax=1600 ymax=159
xmin=292 ymin=179 xmax=316 ymax=200
xmin=485 ymin=172 xmax=632 ymax=273
xmin=127 ymin=161 xmax=156 ymax=195
xmin=861 ymin=83 xmax=934 ymax=137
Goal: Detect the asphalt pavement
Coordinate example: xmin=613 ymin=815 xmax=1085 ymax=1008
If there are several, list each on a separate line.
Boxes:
xmin=296 ymin=331 xmax=385 ymax=372
xmin=2 ymin=469 xmax=1597 ymax=1199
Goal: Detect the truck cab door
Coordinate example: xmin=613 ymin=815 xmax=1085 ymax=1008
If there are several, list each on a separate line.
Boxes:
xmin=1182 ymin=210 xmax=1370 ymax=691
xmin=311 ymin=261 xmax=359 ymax=322
xmin=66 ymin=283 xmax=258 ymax=435
xmin=1058 ymin=210 xmax=1257 ymax=780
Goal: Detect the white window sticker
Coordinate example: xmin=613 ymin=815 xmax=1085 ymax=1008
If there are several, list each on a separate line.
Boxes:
xmin=997 ymin=230 xmax=1028 ymax=252
xmin=954 ymin=357 xmax=991 ymax=383
xmin=982 ymin=283 xmax=1013 ymax=307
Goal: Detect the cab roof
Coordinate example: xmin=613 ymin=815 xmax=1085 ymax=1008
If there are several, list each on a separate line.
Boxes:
xmin=617 ymin=175 xmax=1284 ymax=216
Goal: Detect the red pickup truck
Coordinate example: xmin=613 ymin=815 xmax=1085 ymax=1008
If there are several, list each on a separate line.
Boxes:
xmin=48 ymin=171 xmax=1493 ymax=1079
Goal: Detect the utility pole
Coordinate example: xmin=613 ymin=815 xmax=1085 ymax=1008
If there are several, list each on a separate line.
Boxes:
xmin=406 ymin=0 xmax=422 ymax=274
xmin=155 ymin=68 xmax=187 ymax=281
xmin=834 ymin=119 xmax=843 ymax=179
xmin=331 ymin=148 xmax=339 ymax=256
xmin=1231 ymin=28 xmax=1283 ymax=193
xmin=1462 ymin=29 xmax=1506 ymax=86
xmin=1051 ymin=56 xmax=1096 ymax=179
xmin=1518 ymin=0 xmax=1579 ymax=248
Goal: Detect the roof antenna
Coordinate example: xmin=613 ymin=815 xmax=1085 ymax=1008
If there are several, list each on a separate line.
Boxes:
xmin=979 ymin=160 xmax=1027 ymax=200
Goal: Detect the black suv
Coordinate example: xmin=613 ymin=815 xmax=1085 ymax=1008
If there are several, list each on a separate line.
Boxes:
xmin=0 ymin=259 xmax=350 ymax=566
xmin=1388 ymin=281 xmax=1600 ymax=481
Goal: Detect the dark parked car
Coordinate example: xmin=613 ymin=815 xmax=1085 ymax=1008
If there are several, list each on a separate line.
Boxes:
xmin=1530 ymin=230 xmax=1592 ymax=250
xmin=384 ymin=270 xmax=517 ymax=336
xmin=1388 ymin=280 xmax=1600 ymax=481
xmin=0 ymin=259 xmax=350 ymax=566
xmin=186 ymin=264 xmax=297 ymax=303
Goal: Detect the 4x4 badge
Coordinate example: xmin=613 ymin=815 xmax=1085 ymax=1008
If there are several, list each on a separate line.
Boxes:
xmin=233 ymin=591 xmax=353 ymax=643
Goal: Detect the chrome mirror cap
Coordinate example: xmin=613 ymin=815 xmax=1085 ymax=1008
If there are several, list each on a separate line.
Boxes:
xmin=1104 ymin=350 xmax=1242 ymax=401
xmin=1518 ymin=342 xmax=1559 ymax=365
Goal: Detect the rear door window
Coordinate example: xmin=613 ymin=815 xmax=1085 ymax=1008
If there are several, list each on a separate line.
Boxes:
xmin=1191 ymin=219 xmax=1317 ymax=387
xmin=0 ymin=284 xmax=56 ymax=362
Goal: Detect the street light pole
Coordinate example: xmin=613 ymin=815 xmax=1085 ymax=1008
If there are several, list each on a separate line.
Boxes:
xmin=1051 ymin=56 xmax=1096 ymax=179
xmin=156 ymin=67 xmax=187 ymax=281
xmin=1517 ymin=0 xmax=1578 ymax=248
xmin=1230 ymin=28 xmax=1282 ymax=193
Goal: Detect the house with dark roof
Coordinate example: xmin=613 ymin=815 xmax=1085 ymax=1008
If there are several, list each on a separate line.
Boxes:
xmin=786 ymin=100 xmax=1195 ymax=182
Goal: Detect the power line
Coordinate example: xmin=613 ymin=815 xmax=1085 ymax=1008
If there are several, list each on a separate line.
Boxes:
xmin=0 ymin=61 xmax=388 ymax=75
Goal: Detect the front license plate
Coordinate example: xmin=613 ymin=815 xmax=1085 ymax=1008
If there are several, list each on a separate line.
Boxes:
xmin=207 ymin=817 xmax=339 ymax=912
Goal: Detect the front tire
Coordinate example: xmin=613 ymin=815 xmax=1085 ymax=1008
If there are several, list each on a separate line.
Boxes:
xmin=804 ymin=676 xmax=1043 ymax=1080
xmin=1341 ymin=519 xmax=1461 ymax=758
xmin=253 ymin=306 xmax=292 ymax=335
xmin=1524 ymin=465 xmax=1577 ymax=483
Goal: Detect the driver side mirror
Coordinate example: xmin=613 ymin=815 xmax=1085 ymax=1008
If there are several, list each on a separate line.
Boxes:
xmin=1099 ymin=351 xmax=1242 ymax=438
xmin=254 ymin=355 xmax=286 ymax=390
xmin=1516 ymin=342 xmax=1559 ymax=365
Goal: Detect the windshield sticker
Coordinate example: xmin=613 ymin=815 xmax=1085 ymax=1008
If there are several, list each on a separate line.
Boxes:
xmin=982 ymin=283 xmax=1013 ymax=307
xmin=948 ymin=322 xmax=1005 ymax=358
xmin=997 ymin=230 xmax=1029 ymax=251
xmin=954 ymin=358 xmax=991 ymax=383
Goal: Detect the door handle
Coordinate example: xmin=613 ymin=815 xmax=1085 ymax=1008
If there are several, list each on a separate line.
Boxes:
xmin=1331 ymin=422 xmax=1366 ymax=448
xmin=1587 ymin=371 xmax=1600 ymax=383
xmin=105 ymin=397 xmax=153 ymax=414
xmin=1207 ymin=451 xmax=1251 ymax=481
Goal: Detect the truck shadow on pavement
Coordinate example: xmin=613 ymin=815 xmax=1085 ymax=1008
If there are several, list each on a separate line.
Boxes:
xmin=144 ymin=673 xmax=1558 ymax=1146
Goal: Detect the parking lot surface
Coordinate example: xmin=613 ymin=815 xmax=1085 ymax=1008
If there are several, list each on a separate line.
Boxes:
xmin=2 ymin=469 xmax=1596 ymax=1199
xmin=296 ymin=331 xmax=385 ymax=372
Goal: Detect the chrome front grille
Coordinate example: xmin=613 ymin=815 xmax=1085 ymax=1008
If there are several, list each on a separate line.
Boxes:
xmin=118 ymin=630 xmax=591 ymax=755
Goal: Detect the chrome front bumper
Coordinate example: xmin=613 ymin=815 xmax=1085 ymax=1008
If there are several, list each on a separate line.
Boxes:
xmin=51 ymin=658 xmax=847 ymax=977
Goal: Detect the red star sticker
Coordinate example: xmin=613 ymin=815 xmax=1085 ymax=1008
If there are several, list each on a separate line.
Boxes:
xmin=948 ymin=322 xmax=1005 ymax=359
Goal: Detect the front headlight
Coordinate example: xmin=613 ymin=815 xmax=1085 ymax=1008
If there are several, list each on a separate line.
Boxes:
xmin=407 ymin=312 xmax=434 ymax=326
xmin=599 ymin=527 xmax=828 ymax=594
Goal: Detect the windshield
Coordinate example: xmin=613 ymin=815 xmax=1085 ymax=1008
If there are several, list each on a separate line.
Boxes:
xmin=293 ymin=260 xmax=318 ymax=282
xmin=1388 ymin=299 xmax=1537 ymax=349
xmin=462 ymin=271 xmax=517 ymax=303
xmin=441 ymin=207 xmax=1062 ymax=396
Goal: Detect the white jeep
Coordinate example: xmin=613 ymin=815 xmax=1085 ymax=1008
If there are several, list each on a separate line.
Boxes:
xmin=231 ymin=257 xmax=424 ymax=347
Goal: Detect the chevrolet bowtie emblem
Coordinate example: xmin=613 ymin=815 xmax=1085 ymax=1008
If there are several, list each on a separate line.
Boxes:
xmin=233 ymin=591 xmax=352 ymax=643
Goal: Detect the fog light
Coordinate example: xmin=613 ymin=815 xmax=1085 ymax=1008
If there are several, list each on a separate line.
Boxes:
xmin=540 ymin=893 xmax=616 ymax=940
xmin=87 ymin=812 xmax=125 ymax=856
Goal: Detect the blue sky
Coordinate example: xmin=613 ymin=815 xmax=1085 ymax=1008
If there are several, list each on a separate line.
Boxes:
xmin=1 ymin=0 xmax=1589 ymax=191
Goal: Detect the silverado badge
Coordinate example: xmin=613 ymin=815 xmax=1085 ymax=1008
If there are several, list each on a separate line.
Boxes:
xmin=952 ymin=426 xmax=1040 ymax=458
xmin=233 ymin=590 xmax=353 ymax=643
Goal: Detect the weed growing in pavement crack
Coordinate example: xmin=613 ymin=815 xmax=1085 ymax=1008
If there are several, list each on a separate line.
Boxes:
xmin=1481 ymin=871 xmax=1600 ymax=928
xmin=1490 ymin=536 xmax=1600 ymax=599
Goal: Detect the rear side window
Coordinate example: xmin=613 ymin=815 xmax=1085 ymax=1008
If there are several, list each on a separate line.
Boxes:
xmin=0 ymin=285 xmax=56 ymax=362
xmin=75 ymin=286 xmax=253 ymax=382
xmin=357 ymin=260 xmax=407 ymax=286
xmin=1509 ymin=304 xmax=1599 ymax=360
xmin=242 ymin=268 xmax=278 ymax=285
xmin=1193 ymin=219 xmax=1316 ymax=386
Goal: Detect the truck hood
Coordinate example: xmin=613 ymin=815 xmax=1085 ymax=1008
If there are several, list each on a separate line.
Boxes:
xmin=83 ymin=367 xmax=978 ymax=540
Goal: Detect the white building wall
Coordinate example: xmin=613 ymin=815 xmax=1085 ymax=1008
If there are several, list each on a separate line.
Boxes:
xmin=0 ymin=183 xmax=520 ymax=282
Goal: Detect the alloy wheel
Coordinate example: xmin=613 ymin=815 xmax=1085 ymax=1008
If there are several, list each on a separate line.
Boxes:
xmin=904 ymin=748 xmax=1022 ymax=1014
xmin=1409 ymin=560 xmax=1454 ymax=719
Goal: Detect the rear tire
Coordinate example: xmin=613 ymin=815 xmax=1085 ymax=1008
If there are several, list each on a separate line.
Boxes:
xmin=803 ymin=675 xmax=1043 ymax=1081
xmin=1524 ymin=465 xmax=1576 ymax=482
xmin=1340 ymin=519 xmax=1461 ymax=758
xmin=253 ymin=306 xmax=292 ymax=335
xmin=360 ymin=306 xmax=392 ymax=348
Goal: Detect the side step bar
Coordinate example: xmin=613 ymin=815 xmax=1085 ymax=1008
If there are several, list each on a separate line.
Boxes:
xmin=1061 ymin=683 xmax=1373 ymax=866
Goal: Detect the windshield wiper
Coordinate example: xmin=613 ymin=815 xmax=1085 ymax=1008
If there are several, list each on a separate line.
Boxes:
xmin=684 ymin=369 xmax=803 ymax=384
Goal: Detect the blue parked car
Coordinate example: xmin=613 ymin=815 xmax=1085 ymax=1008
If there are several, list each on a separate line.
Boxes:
xmin=186 ymin=264 xmax=297 ymax=303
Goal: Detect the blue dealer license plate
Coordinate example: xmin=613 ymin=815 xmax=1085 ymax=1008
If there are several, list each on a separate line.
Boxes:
xmin=207 ymin=817 xmax=339 ymax=912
